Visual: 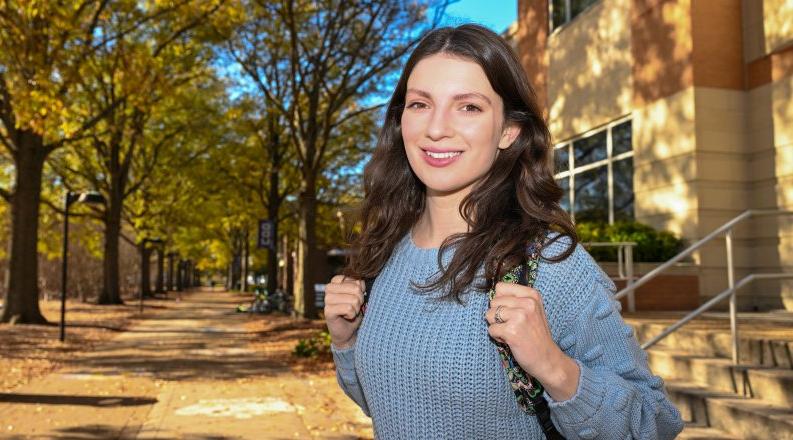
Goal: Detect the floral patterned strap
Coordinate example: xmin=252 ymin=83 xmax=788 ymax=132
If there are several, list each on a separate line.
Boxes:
xmin=487 ymin=239 xmax=545 ymax=415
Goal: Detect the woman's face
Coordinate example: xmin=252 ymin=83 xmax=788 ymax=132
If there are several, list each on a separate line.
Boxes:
xmin=401 ymin=53 xmax=519 ymax=197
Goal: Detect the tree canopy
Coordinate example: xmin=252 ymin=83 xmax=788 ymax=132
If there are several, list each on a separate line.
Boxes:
xmin=0 ymin=0 xmax=453 ymax=322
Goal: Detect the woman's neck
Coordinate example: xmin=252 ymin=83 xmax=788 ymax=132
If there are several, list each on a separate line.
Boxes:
xmin=411 ymin=188 xmax=471 ymax=249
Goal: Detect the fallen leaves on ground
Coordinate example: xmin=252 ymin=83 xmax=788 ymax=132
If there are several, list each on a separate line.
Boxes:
xmin=0 ymin=296 xmax=167 ymax=392
xmin=242 ymin=312 xmax=336 ymax=376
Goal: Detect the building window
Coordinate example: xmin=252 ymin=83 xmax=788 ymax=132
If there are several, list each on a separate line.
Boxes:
xmin=554 ymin=118 xmax=633 ymax=223
xmin=551 ymin=0 xmax=600 ymax=31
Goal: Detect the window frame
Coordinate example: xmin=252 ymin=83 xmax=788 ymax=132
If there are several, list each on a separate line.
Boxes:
xmin=548 ymin=0 xmax=603 ymax=34
xmin=553 ymin=115 xmax=633 ymax=224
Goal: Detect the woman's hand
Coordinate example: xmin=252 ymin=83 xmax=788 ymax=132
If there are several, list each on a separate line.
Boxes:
xmin=324 ymin=275 xmax=366 ymax=350
xmin=485 ymin=282 xmax=580 ymax=401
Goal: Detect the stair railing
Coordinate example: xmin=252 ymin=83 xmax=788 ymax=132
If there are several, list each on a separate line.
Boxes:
xmin=613 ymin=209 xmax=793 ymax=365
xmin=583 ymin=242 xmax=637 ymax=311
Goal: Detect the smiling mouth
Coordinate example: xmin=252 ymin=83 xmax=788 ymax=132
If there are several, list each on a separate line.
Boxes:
xmin=423 ymin=150 xmax=463 ymax=159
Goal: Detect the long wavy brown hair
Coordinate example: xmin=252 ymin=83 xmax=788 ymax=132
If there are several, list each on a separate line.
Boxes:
xmin=341 ymin=23 xmax=577 ymax=304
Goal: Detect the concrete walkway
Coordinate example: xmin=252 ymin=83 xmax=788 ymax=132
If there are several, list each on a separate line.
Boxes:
xmin=0 ymin=289 xmax=372 ymax=439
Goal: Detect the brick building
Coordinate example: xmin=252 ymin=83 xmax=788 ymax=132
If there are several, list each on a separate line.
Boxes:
xmin=514 ymin=0 xmax=793 ymax=310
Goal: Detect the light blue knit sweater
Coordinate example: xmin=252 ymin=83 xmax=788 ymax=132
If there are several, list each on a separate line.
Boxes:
xmin=331 ymin=231 xmax=684 ymax=439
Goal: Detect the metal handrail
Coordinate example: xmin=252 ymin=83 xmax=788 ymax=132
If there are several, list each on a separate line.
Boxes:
xmin=615 ymin=209 xmax=793 ymax=365
xmin=583 ymin=241 xmax=638 ymax=311
xmin=642 ymin=273 xmax=793 ymax=363
xmin=614 ymin=209 xmax=792 ymax=301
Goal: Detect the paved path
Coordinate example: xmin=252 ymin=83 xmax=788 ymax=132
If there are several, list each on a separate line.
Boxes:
xmin=0 ymin=289 xmax=372 ymax=439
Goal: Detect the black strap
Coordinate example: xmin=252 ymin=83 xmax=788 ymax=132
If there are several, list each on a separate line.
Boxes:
xmin=362 ymin=278 xmax=374 ymax=316
xmin=514 ymin=263 xmax=565 ymax=440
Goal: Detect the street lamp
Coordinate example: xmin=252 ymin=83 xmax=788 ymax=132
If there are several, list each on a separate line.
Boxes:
xmin=61 ymin=191 xmax=105 ymax=342
xmin=139 ymin=237 xmax=164 ymax=313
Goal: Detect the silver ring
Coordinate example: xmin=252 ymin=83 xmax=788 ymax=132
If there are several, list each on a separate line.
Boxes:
xmin=494 ymin=305 xmax=506 ymax=324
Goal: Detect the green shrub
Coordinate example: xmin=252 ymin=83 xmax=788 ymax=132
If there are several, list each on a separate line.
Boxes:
xmin=293 ymin=330 xmax=332 ymax=358
xmin=576 ymin=220 xmax=686 ymax=262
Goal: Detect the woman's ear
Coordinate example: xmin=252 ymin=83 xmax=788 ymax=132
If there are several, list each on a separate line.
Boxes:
xmin=498 ymin=122 xmax=521 ymax=150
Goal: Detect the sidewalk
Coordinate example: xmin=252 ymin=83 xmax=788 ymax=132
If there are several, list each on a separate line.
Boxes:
xmin=0 ymin=289 xmax=372 ymax=439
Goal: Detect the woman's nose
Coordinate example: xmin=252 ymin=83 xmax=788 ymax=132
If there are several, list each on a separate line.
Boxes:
xmin=426 ymin=108 xmax=454 ymax=140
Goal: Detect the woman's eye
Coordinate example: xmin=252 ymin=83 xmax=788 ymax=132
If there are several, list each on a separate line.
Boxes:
xmin=407 ymin=101 xmax=428 ymax=109
xmin=462 ymin=104 xmax=482 ymax=112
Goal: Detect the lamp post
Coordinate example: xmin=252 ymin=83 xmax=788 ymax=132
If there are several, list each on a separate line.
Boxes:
xmin=61 ymin=191 xmax=105 ymax=342
xmin=139 ymin=237 xmax=164 ymax=313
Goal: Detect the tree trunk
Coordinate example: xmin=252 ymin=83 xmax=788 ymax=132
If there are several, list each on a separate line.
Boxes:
xmin=241 ymin=229 xmax=249 ymax=292
xmin=98 ymin=186 xmax=124 ymax=304
xmin=295 ymin=177 xmax=318 ymax=319
xmin=280 ymin=234 xmax=289 ymax=293
xmin=167 ymin=253 xmax=175 ymax=291
xmin=230 ymin=252 xmax=241 ymax=291
xmin=140 ymin=243 xmax=152 ymax=298
xmin=267 ymin=238 xmax=278 ymax=297
xmin=1 ymin=132 xmax=48 ymax=324
xmin=176 ymin=260 xmax=184 ymax=291
xmin=267 ymin=161 xmax=280 ymax=297
xmin=186 ymin=261 xmax=193 ymax=288
xmin=155 ymin=247 xmax=165 ymax=293
xmin=225 ymin=262 xmax=232 ymax=290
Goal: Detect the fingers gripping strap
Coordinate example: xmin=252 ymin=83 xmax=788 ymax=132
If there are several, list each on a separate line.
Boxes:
xmin=488 ymin=237 xmax=565 ymax=440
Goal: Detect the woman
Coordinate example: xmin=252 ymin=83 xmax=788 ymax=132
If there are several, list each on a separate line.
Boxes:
xmin=323 ymin=24 xmax=683 ymax=439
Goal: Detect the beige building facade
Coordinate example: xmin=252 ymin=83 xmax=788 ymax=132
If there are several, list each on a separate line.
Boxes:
xmin=515 ymin=0 xmax=793 ymax=310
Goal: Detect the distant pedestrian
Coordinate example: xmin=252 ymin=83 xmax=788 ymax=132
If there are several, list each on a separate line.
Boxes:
xmin=324 ymin=24 xmax=683 ymax=440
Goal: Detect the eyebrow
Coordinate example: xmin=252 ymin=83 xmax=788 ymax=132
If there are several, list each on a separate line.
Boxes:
xmin=406 ymin=88 xmax=492 ymax=105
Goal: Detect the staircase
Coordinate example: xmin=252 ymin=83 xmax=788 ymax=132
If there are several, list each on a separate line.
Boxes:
xmin=625 ymin=312 xmax=793 ymax=440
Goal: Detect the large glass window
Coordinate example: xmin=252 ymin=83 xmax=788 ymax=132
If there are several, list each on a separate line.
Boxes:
xmin=574 ymin=166 xmax=608 ymax=222
xmin=613 ymin=157 xmax=634 ymax=221
xmin=612 ymin=120 xmax=632 ymax=155
xmin=573 ymin=130 xmax=606 ymax=166
xmin=557 ymin=177 xmax=570 ymax=212
xmin=551 ymin=0 xmax=600 ymax=31
xmin=554 ymin=144 xmax=570 ymax=173
xmin=553 ymin=118 xmax=634 ymax=223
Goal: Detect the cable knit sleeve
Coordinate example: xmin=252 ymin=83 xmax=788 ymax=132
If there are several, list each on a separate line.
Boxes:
xmin=540 ymin=246 xmax=684 ymax=439
xmin=330 ymin=343 xmax=371 ymax=417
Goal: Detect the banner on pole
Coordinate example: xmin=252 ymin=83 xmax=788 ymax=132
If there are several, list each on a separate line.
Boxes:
xmin=257 ymin=220 xmax=274 ymax=249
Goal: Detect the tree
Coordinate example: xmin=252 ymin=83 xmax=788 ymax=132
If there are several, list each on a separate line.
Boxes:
xmin=49 ymin=46 xmax=224 ymax=304
xmin=216 ymin=97 xmax=302 ymax=296
xmin=227 ymin=0 xmax=452 ymax=318
xmin=0 ymin=1 xmax=133 ymax=323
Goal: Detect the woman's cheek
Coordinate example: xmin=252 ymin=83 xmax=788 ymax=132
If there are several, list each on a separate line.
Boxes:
xmin=400 ymin=114 xmax=423 ymax=144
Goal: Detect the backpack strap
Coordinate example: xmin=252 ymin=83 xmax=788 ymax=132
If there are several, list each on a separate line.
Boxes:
xmin=361 ymin=278 xmax=375 ymax=316
xmin=489 ymin=235 xmax=564 ymax=440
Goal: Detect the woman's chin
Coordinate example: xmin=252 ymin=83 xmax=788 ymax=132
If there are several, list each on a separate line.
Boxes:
xmin=423 ymin=181 xmax=474 ymax=197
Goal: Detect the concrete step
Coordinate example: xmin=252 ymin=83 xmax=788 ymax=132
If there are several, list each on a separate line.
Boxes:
xmin=625 ymin=316 xmax=793 ymax=368
xmin=647 ymin=347 xmax=793 ymax=407
xmin=648 ymin=347 xmax=741 ymax=393
xmin=667 ymin=380 xmax=793 ymax=440
xmin=748 ymin=367 xmax=793 ymax=407
xmin=677 ymin=424 xmax=739 ymax=439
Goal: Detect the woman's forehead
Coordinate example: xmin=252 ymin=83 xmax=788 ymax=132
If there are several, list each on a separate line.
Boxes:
xmin=406 ymin=53 xmax=498 ymax=99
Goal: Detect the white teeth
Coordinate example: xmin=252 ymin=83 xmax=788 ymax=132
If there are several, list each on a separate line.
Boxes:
xmin=425 ymin=150 xmax=461 ymax=159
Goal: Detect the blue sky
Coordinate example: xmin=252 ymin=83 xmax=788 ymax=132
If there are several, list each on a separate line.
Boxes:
xmin=440 ymin=0 xmax=517 ymax=33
